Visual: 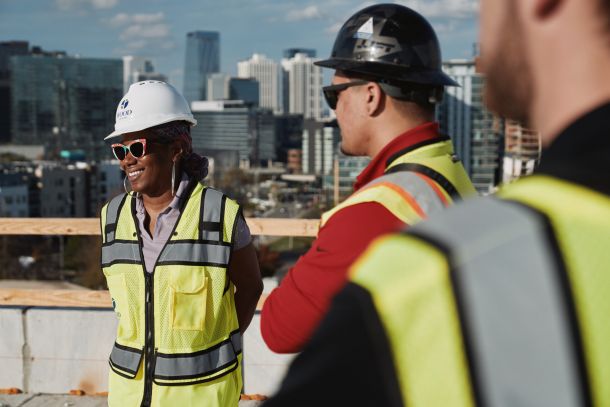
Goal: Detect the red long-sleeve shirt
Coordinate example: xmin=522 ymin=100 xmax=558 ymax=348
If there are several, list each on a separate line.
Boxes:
xmin=261 ymin=122 xmax=442 ymax=353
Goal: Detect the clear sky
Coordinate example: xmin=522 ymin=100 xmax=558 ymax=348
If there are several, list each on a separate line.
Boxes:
xmin=0 ymin=0 xmax=479 ymax=90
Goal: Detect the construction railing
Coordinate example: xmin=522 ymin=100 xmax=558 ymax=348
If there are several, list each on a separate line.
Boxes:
xmin=0 ymin=217 xmax=319 ymax=308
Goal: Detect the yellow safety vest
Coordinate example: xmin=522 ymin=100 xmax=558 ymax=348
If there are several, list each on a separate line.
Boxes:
xmin=320 ymin=138 xmax=476 ymax=228
xmin=100 ymin=180 xmax=243 ymax=407
xmin=350 ymin=175 xmax=610 ymax=406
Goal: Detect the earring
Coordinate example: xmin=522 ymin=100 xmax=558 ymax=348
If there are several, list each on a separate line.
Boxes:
xmin=123 ymin=176 xmax=130 ymax=194
xmin=171 ymin=161 xmax=176 ymax=197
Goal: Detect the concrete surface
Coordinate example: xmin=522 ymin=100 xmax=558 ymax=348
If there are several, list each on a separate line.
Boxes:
xmin=0 ymin=394 xmax=264 ymax=406
xmin=0 ymin=302 xmax=293 ymax=397
xmin=0 ymin=309 xmax=25 ymax=390
xmin=26 ymin=309 xmax=117 ymax=394
xmin=242 ymin=314 xmax=295 ymax=396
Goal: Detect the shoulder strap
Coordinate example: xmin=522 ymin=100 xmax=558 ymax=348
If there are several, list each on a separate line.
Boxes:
xmin=199 ymin=186 xmax=226 ymax=243
xmin=104 ymin=193 xmax=127 ymax=244
xmin=386 ymin=162 xmax=462 ymax=201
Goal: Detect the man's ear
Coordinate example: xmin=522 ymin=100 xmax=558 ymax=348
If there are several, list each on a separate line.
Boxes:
xmin=365 ymin=82 xmax=384 ymax=116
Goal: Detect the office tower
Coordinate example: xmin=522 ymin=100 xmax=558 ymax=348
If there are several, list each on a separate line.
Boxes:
xmin=437 ymin=59 xmax=502 ymax=194
xmin=0 ymin=41 xmax=29 ymax=144
xmin=274 ymin=114 xmax=304 ymax=164
xmin=10 ymin=53 xmax=122 ymax=161
xmin=282 ymin=53 xmax=324 ymax=120
xmin=207 ymin=73 xmax=231 ymax=100
xmin=123 ymin=56 xmax=150 ymax=92
xmin=190 ymin=100 xmax=275 ymax=166
xmin=237 ymin=53 xmax=280 ymax=113
xmin=301 ymin=119 xmax=339 ymax=175
xmin=183 ymin=31 xmax=220 ymax=103
xmin=229 ymin=78 xmax=259 ymax=106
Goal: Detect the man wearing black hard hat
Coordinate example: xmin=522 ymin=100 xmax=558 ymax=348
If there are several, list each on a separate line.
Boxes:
xmin=261 ymin=4 xmax=475 ymax=354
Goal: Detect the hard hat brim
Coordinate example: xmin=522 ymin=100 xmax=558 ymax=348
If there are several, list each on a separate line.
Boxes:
xmin=315 ymin=58 xmax=460 ymax=87
xmin=105 ymin=116 xmax=197 ymax=141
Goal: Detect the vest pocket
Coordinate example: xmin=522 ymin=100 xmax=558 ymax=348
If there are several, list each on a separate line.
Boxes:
xmin=169 ymin=269 xmax=208 ymax=331
xmin=105 ymin=273 xmax=136 ymax=340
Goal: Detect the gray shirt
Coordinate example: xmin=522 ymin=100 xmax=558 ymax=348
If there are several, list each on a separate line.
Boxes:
xmin=135 ymin=174 xmax=251 ymax=274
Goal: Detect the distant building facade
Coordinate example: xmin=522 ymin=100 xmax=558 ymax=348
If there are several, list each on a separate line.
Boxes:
xmin=237 ymin=54 xmax=281 ymax=113
xmin=301 ymin=119 xmax=339 ymax=175
xmin=10 ymin=53 xmax=122 ymax=161
xmin=282 ymin=53 xmax=324 ymax=120
xmin=191 ymin=100 xmax=276 ymax=166
xmin=183 ymin=31 xmax=220 ymax=103
xmin=0 ymin=172 xmax=29 ymax=217
xmin=0 ymin=41 xmax=29 ymax=144
xmin=437 ymin=59 xmax=503 ymax=193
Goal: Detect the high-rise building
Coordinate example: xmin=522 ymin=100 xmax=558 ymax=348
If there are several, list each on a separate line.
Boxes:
xmin=183 ymin=31 xmax=220 ymax=103
xmin=282 ymin=53 xmax=324 ymax=120
xmin=237 ymin=54 xmax=280 ymax=113
xmin=207 ymin=74 xmax=259 ymax=106
xmin=0 ymin=41 xmax=30 ymax=144
xmin=123 ymin=56 xmax=150 ymax=92
xmin=274 ymin=114 xmax=304 ymax=164
xmin=437 ymin=59 xmax=502 ymax=194
xmin=191 ymin=100 xmax=275 ymax=165
xmin=10 ymin=54 xmax=122 ymax=161
xmin=301 ymin=119 xmax=339 ymax=175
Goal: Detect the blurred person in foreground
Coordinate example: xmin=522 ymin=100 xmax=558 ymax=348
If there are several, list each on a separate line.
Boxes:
xmin=100 ymin=80 xmax=262 ymax=407
xmin=264 ymin=0 xmax=610 ymax=405
xmin=261 ymin=3 xmax=475 ymax=354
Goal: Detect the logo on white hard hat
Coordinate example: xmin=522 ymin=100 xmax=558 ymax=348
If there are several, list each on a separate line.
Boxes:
xmin=120 ymin=99 xmax=129 ymax=109
xmin=116 ymin=98 xmax=132 ymax=120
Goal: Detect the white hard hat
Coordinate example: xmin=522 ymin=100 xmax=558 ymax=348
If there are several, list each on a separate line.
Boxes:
xmin=105 ymin=80 xmax=197 ymax=140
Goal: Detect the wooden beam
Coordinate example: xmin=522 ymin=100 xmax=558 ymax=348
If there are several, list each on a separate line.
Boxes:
xmin=0 ymin=218 xmax=319 ymax=237
xmin=0 ymin=289 xmax=269 ymax=310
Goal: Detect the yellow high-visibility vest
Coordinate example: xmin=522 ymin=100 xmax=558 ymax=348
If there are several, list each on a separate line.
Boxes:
xmin=350 ymin=175 xmax=610 ymax=406
xmin=320 ymin=138 xmax=476 ymax=228
xmin=101 ymin=180 xmax=242 ymax=407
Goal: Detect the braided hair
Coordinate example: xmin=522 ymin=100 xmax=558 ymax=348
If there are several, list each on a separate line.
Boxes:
xmin=148 ymin=121 xmax=209 ymax=181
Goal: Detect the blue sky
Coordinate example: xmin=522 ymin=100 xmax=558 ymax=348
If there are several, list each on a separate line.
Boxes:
xmin=0 ymin=0 xmax=479 ymax=90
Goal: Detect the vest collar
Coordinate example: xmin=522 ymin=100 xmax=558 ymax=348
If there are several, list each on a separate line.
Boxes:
xmin=354 ymin=122 xmax=443 ymax=191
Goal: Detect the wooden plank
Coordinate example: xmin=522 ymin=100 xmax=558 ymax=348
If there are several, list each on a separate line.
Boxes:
xmin=0 ymin=218 xmax=319 ymax=237
xmin=0 ymin=289 xmax=111 ymax=308
xmin=0 ymin=289 xmax=269 ymax=310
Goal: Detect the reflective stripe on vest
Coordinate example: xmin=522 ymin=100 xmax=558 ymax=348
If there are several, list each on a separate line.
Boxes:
xmin=350 ymin=175 xmax=608 ymax=406
xmin=104 ymin=193 xmax=127 ymax=243
xmin=154 ymin=330 xmax=242 ymax=380
xmin=320 ymin=138 xmax=475 ymax=228
xmin=109 ymin=342 xmax=143 ymax=378
xmin=101 ymin=241 xmax=142 ymax=267
xmin=200 ymin=188 xmax=225 ymax=242
xmin=157 ymin=241 xmax=231 ymax=266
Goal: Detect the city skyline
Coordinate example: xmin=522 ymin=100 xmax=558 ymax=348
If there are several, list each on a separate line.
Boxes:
xmin=0 ymin=0 xmax=479 ymax=90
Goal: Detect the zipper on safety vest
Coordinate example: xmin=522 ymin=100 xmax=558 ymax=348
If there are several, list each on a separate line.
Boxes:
xmin=141 ymin=273 xmax=154 ymax=407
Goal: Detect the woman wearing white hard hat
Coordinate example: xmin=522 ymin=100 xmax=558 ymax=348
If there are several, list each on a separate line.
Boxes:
xmin=100 ymin=81 xmax=262 ymax=407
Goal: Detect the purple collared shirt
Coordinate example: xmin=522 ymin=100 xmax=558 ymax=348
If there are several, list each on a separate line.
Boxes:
xmin=135 ymin=174 xmax=251 ymax=274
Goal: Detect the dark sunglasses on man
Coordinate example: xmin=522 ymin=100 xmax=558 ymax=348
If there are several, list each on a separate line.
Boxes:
xmin=322 ymin=80 xmax=370 ymax=110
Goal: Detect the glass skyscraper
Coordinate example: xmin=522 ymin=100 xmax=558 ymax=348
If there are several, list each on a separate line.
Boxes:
xmin=183 ymin=31 xmax=220 ymax=104
xmin=10 ymin=54 xmax=122 ymax=161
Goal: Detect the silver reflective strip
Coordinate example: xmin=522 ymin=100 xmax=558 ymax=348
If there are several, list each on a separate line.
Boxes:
xmin=202 ymin=188 xmax=223 ymax=241
xmin=413 ymin=199 xmax=582 ymax=407
xmin=158 ymin=242 xmax=230 ymax=265
xmin=106 ymin=194 xmax=124 ymax=225
xmin=110 ymin=343 xmax=142 ymax=374
xmin=366 ymin=171 xmax=445 ymax=217
xmin=231 ymin=331 xmax=242 ymax=354
xmin=102 ymin=242 xmax=141 ymax=265
xmin=107 ymin=231 xmax=115 ymax=241
xmin=155 ymin=332 xmax=241 ymax=379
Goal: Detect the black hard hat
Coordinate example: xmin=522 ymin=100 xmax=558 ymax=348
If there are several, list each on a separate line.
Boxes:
xmin=315 ymin=4 xmax=458 ymax=88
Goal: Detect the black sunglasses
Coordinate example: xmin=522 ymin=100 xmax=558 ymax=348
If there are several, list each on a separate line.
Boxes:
xmin=322 ymin=80 xmax=370 ymax=110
